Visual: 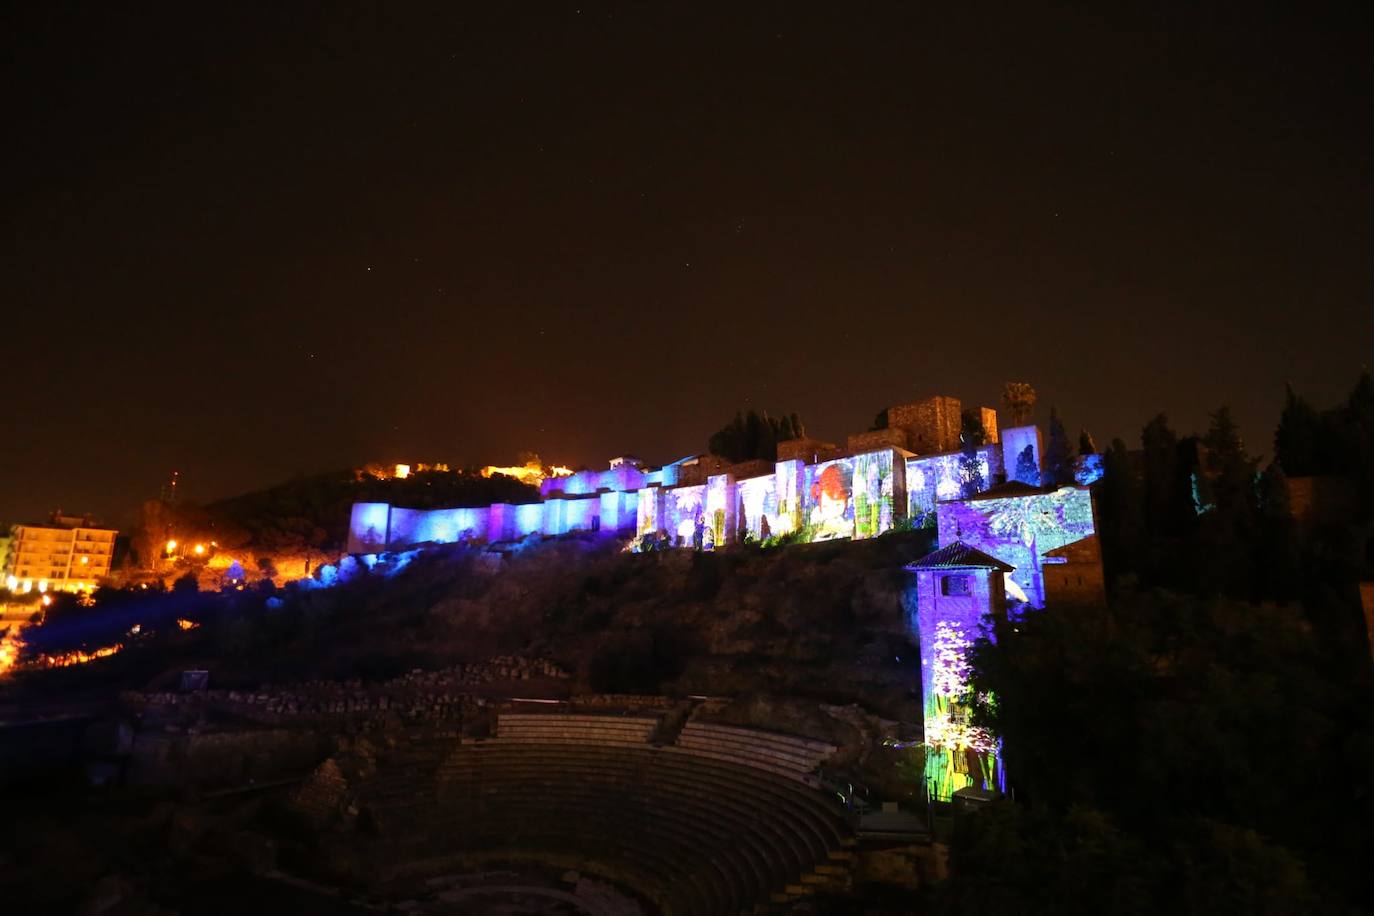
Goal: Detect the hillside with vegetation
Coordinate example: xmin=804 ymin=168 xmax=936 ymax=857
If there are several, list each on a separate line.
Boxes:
xmin=10 ymin=529 xmax=936 ymax=720
xmin=129 ymin=467 xmax=541 ymax=571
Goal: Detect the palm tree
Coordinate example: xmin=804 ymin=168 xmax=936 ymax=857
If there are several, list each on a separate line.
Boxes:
xmin=1001 ymin=381 xmax=1038 ymax=427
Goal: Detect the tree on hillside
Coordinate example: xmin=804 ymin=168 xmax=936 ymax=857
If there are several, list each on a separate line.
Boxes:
xmin=959 ymin=410 xmax=988 ymax=498
xmin=1096 ymin=438 xmax=1142 ymax=582
xmin=1001 ymin=382 xmax=1037 ymax=427
xmin=1274 ymin=384 xmax=1325 ymax=476
xmin=1200 ymin=406 xmax=1257 ymax=518
xmin=1042 ymin=407 xmax=1074 ymax=488
xmin=962 ymin=591 xmax=1373 ymax=911
xmin=1140 ymin=414 xmax=1182 ymax=540
xmin=1192 ymin=406 xmax=1260 ymax=595
xmin=707 ymin=410 xmax=806 ymax=463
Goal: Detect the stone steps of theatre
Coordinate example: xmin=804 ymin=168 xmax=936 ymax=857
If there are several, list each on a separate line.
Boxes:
xmin=676 ymin=727 xmax=835 ymax=766
xmin=444 ymin=746 xmax=849 ymax=851
xmin=463 ymin=800 xmax=761 ymax=915
xmin=391 ymin=753 xmax=842 ymax=869
xmin=494 ymin=724 xmax=654 ymax=736
xmin=431 ymin=743 xmax=853 ymax=842
xmin=661 ymin=744 xmax=824 ymax=786
xmin=498 ymin=714 xmax=660 ymax=730
xmin=487 ymin=734 xmax=654 ymax=747
xmin=449 ymin=743 xmax=851 ymax=847
xmin=385 ymin=817 xmax=740 ymax=916
xmin=675 ymin=734 xmax=822 ymax=772
xmin=450 ymin=747 xmax=840 ymax=834
xmin=424 ymin=783 xmax=830 ymax=879
xmin=683 ymin=722 xmax=836 ymax=755
xmin=432 ymin=774 xmax=817 ymax=875
xmin=397 ymin=808 xmax=791 ymax=916
xmin=363 ymin=755 xmax=855 ymax=916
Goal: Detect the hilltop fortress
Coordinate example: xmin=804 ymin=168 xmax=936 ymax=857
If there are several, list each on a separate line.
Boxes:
xmin=348 ymin=393 xmax=1100 ymax=610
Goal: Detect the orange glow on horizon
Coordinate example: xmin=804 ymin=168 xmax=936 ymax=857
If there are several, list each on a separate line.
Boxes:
xmin=480 ymin=460 xmax=573 ymax=487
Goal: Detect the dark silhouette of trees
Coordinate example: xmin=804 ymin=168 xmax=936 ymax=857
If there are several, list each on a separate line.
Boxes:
xmin=1096 ymin=438 xmax=1142 ymax=583
xmin=1139 ymin=414 xmax=1194 ymax=541
xmin=1274 ymin=383 xmax=1325 ymax=476
xmin=1078 ymin=430 xmax=1096 ymax=455
xmin=1042 ymin=407 xmax=1073 ymax=488
xmin=953 ymin=591 xmax=1374 ymax=914
xmin=1092 ymin=370 xmax=1374 ymax=615
xmin=707 ymin=410 xmax=805 ymax=463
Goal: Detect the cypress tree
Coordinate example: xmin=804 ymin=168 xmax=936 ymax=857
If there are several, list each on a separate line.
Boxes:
xmin=1043 ymin=407 xmax=1074 ymax=488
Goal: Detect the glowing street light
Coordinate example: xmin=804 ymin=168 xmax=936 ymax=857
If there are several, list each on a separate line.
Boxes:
xmin=193 ymin=544 xmax=206 ymax=556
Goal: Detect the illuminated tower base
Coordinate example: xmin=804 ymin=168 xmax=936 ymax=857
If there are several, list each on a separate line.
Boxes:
xmin=906 ymin=542 xmax=1014 ymax=801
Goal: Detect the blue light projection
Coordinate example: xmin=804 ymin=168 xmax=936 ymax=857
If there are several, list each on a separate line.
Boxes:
xmin=665 ymin=485 xmax=707 ymax=548
xmin=1074 ymin=453 xmax=1105 ymax=486
xmin=935 ymin=486 xmax=1097 ymax=608
xmin=347 ymin=434 xmax=1076 ymax=560
xmin=905 ymin=446 xmax=997 ymax=521
xmin=347 ymin=503 xmax=390 ymax=554
xmin=736 ymin=474 xmax=779 ymax=541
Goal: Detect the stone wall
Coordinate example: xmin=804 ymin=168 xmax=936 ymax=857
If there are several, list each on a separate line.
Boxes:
xmin=888 ymin=396 xmax=962 ymax=455
xmin=1042 ymin=534 xmax=1107 ymax=606
xmin=776 ymin=437 xmax=842 ymax=464
xmin=977 ymin=406 xmax=999 ymax=445
xmin=846 ymin=427 xmax=910 ymax=453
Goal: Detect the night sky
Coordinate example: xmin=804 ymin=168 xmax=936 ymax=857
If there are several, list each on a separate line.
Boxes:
xmin=4 ymin=3 xmax=1371 ymax=527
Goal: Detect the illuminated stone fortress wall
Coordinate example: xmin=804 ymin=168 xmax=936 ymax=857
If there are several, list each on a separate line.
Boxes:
xmin=347 ymin=395 xmax=1046 ymax=555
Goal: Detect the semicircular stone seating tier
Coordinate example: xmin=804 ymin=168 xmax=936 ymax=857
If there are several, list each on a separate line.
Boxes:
xmin=359 ymin=715 xmax=855 ymax=916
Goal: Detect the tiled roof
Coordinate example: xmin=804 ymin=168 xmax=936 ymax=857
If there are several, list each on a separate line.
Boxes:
xmin=907 ymin=541 xmax=1014 ymax=572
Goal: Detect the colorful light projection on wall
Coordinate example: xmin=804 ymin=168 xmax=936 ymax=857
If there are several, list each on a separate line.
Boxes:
xmin=1074 ymin=453 xmax=1105 ymax=485
xmin=923 ymin=618 xmax=1001 ymax=800
xmin=853 ymin=449 xmax=899 ymax=539
xmin=704 ymin=476 xmax=732 ymax=549
xmin=936 ymin=486 xmax=1097 ymax=608
xmin=805 ymin=458 xmax=856 ymax=541
xmin=736 ymin=475 xmax=779 ymax=540
xmin=665 ymin=485 xmax=707 ymax=548
xmin=905 ymin=447 xmax=997 ymax=521
xmin=636 ymin=487 xmax=662 ymax=540
xmin=349 ymin=442 xmax=1018 ymax=555
xmin=775 ymin=460 xmax=803 ymax=537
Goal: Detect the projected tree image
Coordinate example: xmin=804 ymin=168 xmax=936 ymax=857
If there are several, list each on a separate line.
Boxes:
xmin=937 ymin=487 xmax=1097 ymax=607
xmin=924 ymin=619 xmax=1001 ymax=799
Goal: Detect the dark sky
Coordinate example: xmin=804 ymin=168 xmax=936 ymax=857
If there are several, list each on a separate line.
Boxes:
xmin=4 ymin=2 xmax=1371 ymax=528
